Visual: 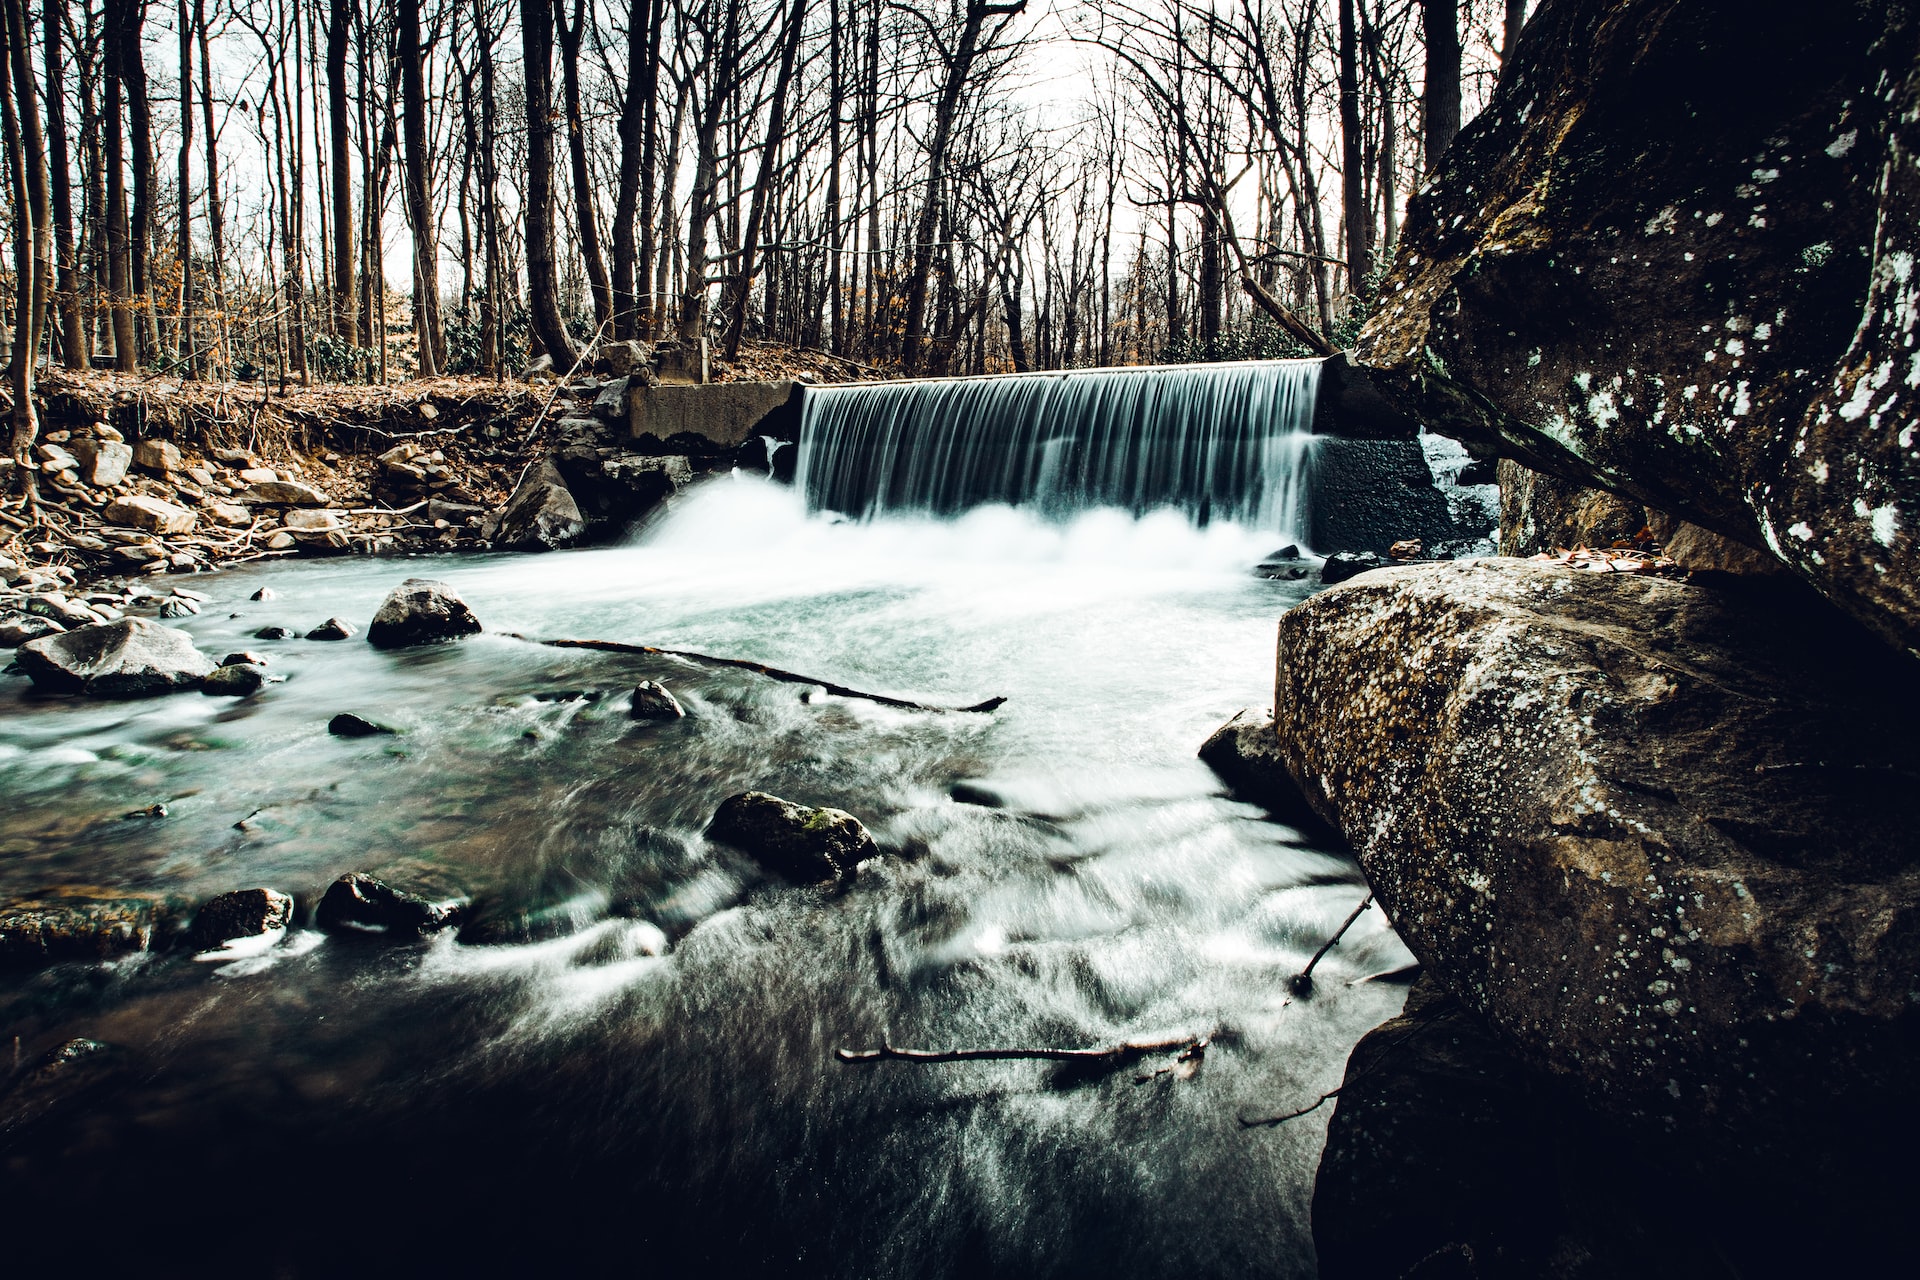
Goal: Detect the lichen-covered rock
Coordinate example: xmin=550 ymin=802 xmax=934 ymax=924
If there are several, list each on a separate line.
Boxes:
xmin=1355 ymin=0 xmax=1920 ymax=656
xmin=1197 ymin=709 xmax=1334 ymax=839
xmin=492 ymin=459 xmax=586 ymax=551
xmin=16 ymin=617 xmax=217 ymax=696
xmin=366 ymin=578 xmax=482 ymax=649
xmin=188 ymin=888 xmax=293 ymax=951
xmin=706 ymin=791 xmax=878 ymax=884
xmin=0 ymin=894 xmax=165 ymax=967
xmin=1270 ymin=558 xmax=1920 ymax=1136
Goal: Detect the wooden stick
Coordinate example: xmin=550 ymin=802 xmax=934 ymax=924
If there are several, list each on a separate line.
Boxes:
xmin=521 ymin=635 xmax=1007 ymax=714
xmin=1288 ymin=894 xmax=1374 ymax=997
xmin=836 ymin=1031 xmax=1209 ymax=1065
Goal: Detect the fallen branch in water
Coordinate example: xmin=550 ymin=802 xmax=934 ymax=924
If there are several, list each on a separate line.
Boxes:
xmin=1288 ymin=894 xmax=1374 ymax=997
xmin=517 ymin=635 xmax=1007 ymax=714
xmin=836 ymin=1031 xmax=1210 ymax=1065
xmin=1238 ymin=996 xmax=1441 ymax=1129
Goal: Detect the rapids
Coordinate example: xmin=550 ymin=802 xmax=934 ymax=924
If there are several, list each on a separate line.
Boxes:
xmin=0 ymin=476 xmax=1410 ymax=1276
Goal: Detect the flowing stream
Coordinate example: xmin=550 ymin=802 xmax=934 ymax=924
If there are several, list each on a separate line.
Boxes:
xmin=0 ymin=367 xmax=1415 ymax=1275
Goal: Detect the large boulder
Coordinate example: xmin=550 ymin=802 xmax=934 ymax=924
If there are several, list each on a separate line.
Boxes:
xmin=1268 ymin=558 xmax=1920 ymax=1143
xmin=1354 ymin=0 xmax=1920 ymax=657
xmin=492 ymin=460 xmax=586 ymax=551
xmin=366 ymin=578 xmax=482 ymax=649
xmin=103 ymin=494 xmax=196 ymax=535
xmin=706 ymin=791 xmax=878 ymax=884
xmin=15 ymin=617 xmax=217 ymax=696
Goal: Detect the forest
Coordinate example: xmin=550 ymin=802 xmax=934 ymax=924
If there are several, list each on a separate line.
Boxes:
xmin=3 ymin=1 xmax=1520 ymax=427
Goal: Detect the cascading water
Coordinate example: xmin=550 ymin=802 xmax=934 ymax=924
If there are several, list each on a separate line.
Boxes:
xmin=795 ymin=359 xmax=1322 ymax=539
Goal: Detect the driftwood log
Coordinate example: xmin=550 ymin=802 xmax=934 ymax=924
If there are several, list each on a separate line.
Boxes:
xmin=520 ymin=635 xmax=1006 ymax=714
xmin=835 ymin=1031 xmax=1210 ymax=1066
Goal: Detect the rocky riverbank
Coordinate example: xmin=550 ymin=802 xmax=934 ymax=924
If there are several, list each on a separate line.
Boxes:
xmin=1196 ymin=1 xmax=1920 ymax=1273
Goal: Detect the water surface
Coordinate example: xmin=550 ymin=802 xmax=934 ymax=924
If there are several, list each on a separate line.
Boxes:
xmin=0 ymin=477 xmax=1409 ymax=1276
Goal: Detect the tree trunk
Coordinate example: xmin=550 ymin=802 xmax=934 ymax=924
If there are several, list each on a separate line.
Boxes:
xmin=722 ymin=0 xmax=809 ymax=361
xmin=556 ymin=0 xmax=612 ymax=336
xmin=327 ymin=0 xmax=356 ymax=345
xmin=1503 ymin=0 xmax=1527 ymax=64
xmin=176 ymin=0 xmax=193 ymax=374
xmin=1337 ymin=0 xmax=1371 ymax=294
xmin=103 ymin=14 xmax=135 ymax=371
xmin=900 ymin=0 xmax=1024 ymax=373
xmin=197 ymin=0 xmax=228 ymax=370
xmin=610 ymin=0 xmax=656 ymax=340
xmin=1422 ymin=0 xmax=1462 ymax=171
xmin=114 ymin=0 xmax=159 ymax=361
xmin=399 ymin=0 xmax=444 ymax=375
xmin=3 ymin=0 xmax=51 ymax=461
xmin=43 ymin=0 xmax=87 ymax=369
xmin=520 ymin=0 xmax=576 ymax=365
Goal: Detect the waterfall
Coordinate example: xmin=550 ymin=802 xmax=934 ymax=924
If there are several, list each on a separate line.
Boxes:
xmin=794 ymin=359 xmax=1323 ymax=537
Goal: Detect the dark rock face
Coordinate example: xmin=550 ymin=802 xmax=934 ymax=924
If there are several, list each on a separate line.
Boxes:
xmin=0 ymin=895 xmax=164 ymax=967
xmin=253 ymin=625 xmax=295 ymax=640
xmin=706 ymin=791 xmax=878 ymax=884
xmin=188 ymin=888 xmax=293 ymax=950
xmin=0 ymin=611 xmax=64 ymax=647
xmin=0 ymin=1039 xmax=128 ymax=1135
xmin=315 ymin=873 xmax=459 ymax=936
xmin=1318 ymin=551 xmax=1384 ymax=584
xmin=366 ymin=578 xmax=483 ymax=649
xmin=1306 ymin=439 xmax=1473 ymax=557
xmin=1269 ymin=558 xmax=1920 ymax=1144
xmin=549 ymin=415 xmax=692 ymax=535
xmin=15 ymin=617 xmax=216 ymax=696
xmin=1311 ymin=980 xmax=1869 ymax=1278
xmin=1354 ymin=0 xmax=1920 ymax=656
xmin=629 ymin=680 xmax=685 ymax=719
xmin=305 ymin=617 xmax=355 ymax=641
xmin=493 ymin=459 xmax=587 ymax=551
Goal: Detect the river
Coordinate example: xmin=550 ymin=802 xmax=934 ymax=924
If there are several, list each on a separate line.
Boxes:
xmin=0 ymin=475 xmax=1413 ymax=1276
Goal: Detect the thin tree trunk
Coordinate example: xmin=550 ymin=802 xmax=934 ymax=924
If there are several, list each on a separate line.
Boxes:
xmin=4 ymin=0 xmax=51 ymax=461
xmin=610 ymin=0 xmax=656 ymax=340
xmin=327 ymin=0 xmax=356 ymax=345
xmin=521 ymin=0 xmax=577 ymax=364
xmin=43 ymin=0 xmax=87 ymax=369
xmin=115 ymin=0 xmax=160 ymax=360
xmin=1503 ymin=0 xmax=1526 ymax=64
xmin=399 ymin=0 xmax=444 ymax=375
xmin=176 ymin=0 xmax=194 ymax=374
xmin=900 ymin=0 xmax=1024 ymax=373
xmin=722 ymin=0 xmax=808 ymax=361
xmin=197 ymin=0 xmax=229 ymax=371
xmin=103 ymin=11 xmax=135 ymax=371
xmin=1336 ymin=0 xmax=1371 ymax=295
xmin=556 ymin=0 xmax=612 ymax=334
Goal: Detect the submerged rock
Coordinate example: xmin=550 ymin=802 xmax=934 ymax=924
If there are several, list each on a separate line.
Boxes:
xmin=492 ymin=460 xmax=586 ymax=551
xmin=706 ymin=791 xmax=879 ymax=884
xmin=306 ymin=617 xmax=355 ymax=641
xmin=15 ymin=617 xmax=217 ymax=696
xmin=188 ymin=888 xmax=293 ymax=951
xmin=315 ymin=873 xmax=459 ymax=936
xmin=366 ymin=578 xmax=483 ymax=649
xmin=252 ymin=625 xmax=296 ymax=640
xmin=0 ymin=1038 xmax=128 ymax=1135
xmin=629 ymin=680 xmax=684 ymax=720
xmin=1197 ymin=709 xmax=1336 ymax=840
xmin=201 ymin=662 xmax=269 ymax=696
xmin=1269 ymin=558 xmax=1920 ymax=1143
xmin=328 ymin=713 xmax=396 ymax=738
xmin=1318 ymin=551 xmax=1384 ymax=585
xmin=0 ymin=894 xmax=165 ymax=967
